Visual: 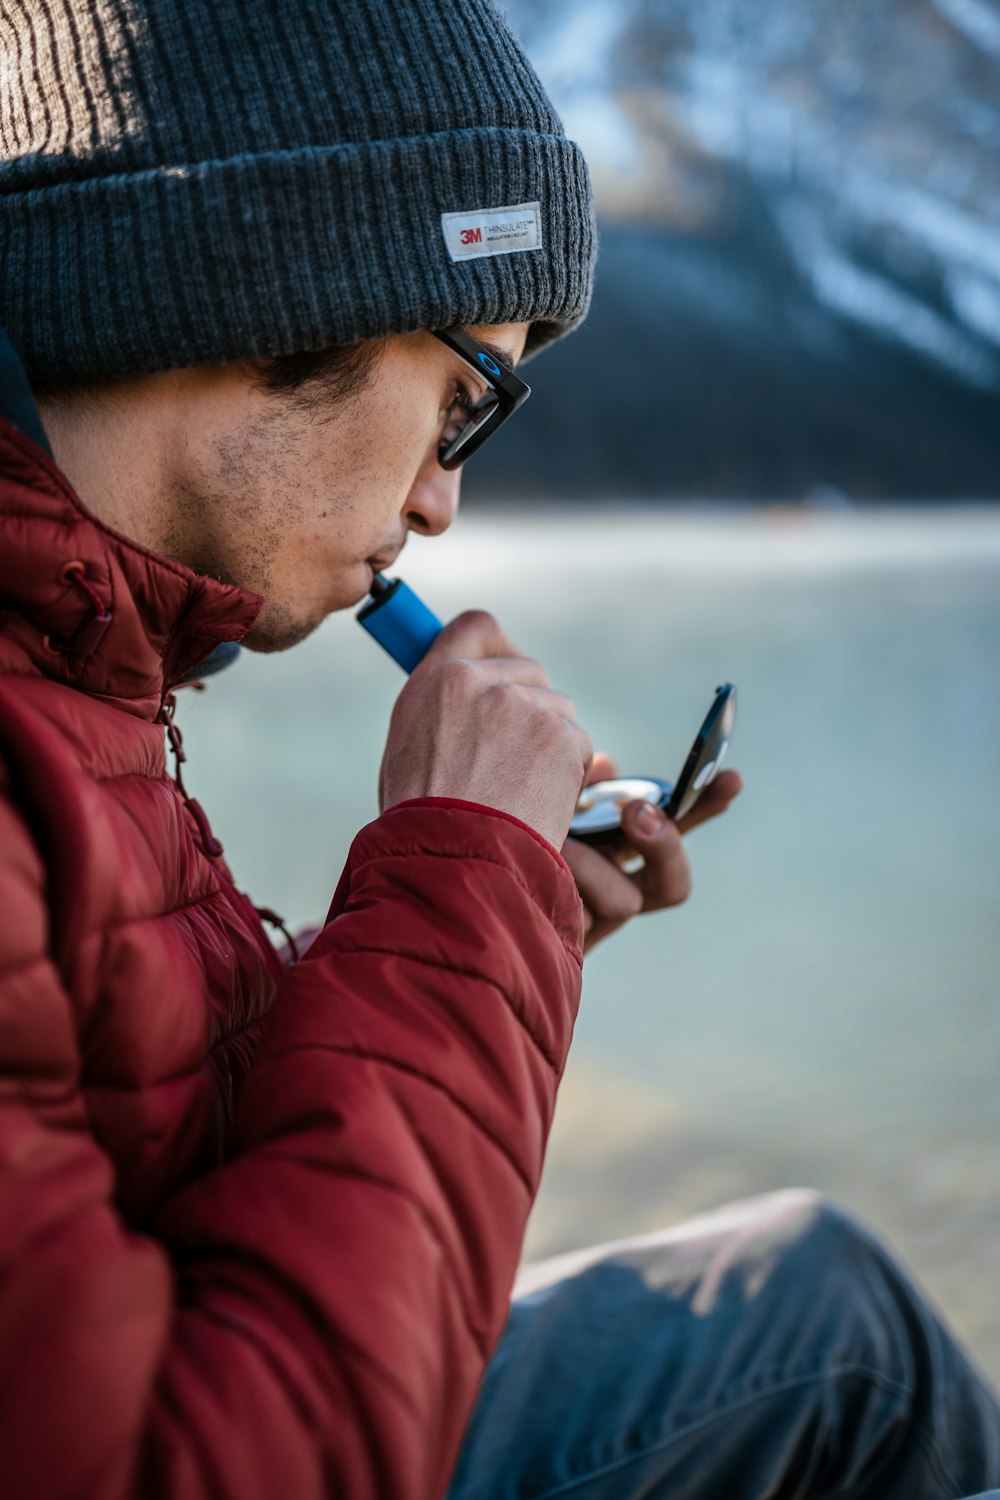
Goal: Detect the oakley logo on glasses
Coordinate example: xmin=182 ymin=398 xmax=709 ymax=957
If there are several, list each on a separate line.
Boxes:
xmin=432 ymin=328 xmax=530 ymax=470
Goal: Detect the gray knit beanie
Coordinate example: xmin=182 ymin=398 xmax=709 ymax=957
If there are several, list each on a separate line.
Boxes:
xmin=0 ymin=0 xmax=596 ymax=383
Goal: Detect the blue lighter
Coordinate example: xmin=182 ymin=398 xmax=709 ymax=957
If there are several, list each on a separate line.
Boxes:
xmin=356 ymin=574 xmax=444 ymax=673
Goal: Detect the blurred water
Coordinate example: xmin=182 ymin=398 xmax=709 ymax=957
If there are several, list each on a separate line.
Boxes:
xmin=180 ymin=505 xmax=1000 ymax=1382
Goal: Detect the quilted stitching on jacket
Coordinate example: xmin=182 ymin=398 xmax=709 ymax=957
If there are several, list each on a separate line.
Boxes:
xmin=0 ymin=412 xmax=584 ymax=1499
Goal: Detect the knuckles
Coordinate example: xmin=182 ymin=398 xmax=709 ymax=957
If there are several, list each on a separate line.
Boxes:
xmin=436 ymin=658 xmax=482 ymax=697
xmin=438 ymin=667 xmax=589 ymax=777
xmin=525 ymin=658 xmax=553 ymax=690
xmin=392 ymin=638 xmax=591 ymax=838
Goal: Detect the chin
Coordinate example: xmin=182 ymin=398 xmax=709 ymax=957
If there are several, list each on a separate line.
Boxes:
xmin=242 ymin=574 xmax=372 ymax=653
xmin=242 ymin=606 xmax=327 ymax=654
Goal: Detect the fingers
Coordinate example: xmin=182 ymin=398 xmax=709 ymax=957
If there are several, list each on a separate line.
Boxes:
xmin=673 ymin=770 xmax=743 ymax=835
xmin=583 ymin=750 xmax=620 ymax=787
xmin=448 ymin=671 xmax=576 ymax=726
xmin=562 ymin=770 xmax=744 ymax=952
xmin=386 ymin=609 xmax=591 ymax=846
xmin=426 ymin=609 xmax=523 ymax=664
xmin=470 ymin=656 xmax=553 ymax=690
xmin=513 ymin=684 xmax=579 ymax=727
xmin=420 ymin=608 xmax=553 ymax=690
xmin=561 ymin=837 xmax=643 ymax=948
xmin=615 ymin=768 xmax=743 ymax=909
xmin=619 ymin=800 xmax=692 ymax=910
xmin=562 ymin=801 xmax=691 ymax=954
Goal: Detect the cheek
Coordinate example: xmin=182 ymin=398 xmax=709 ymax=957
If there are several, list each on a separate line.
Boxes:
xmin=280 ymin=445 xmax=402 ymax=567
xmin=320 ymin=420 xmax=437 ymax=538
xmin=264 ymin=375 xmax=441 ymax=562
xmin=362 ymin=370 xmax=445 ymax=480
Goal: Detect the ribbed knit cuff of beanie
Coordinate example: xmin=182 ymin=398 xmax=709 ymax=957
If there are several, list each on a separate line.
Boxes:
xmin=0 ymin=0 xmax=597 ymax=384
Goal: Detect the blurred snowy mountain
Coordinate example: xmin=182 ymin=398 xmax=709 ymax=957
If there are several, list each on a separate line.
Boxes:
xmin=468 ymin=0 xmax=1000 ymax=499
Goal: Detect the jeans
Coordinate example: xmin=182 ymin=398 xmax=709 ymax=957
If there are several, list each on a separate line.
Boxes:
xmin=445 ymin=1190 xmax=1000 ymax=1500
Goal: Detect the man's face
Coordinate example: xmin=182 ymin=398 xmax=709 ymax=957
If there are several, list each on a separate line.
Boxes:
xmin=164 ymin=322 xmax=531 ymax=652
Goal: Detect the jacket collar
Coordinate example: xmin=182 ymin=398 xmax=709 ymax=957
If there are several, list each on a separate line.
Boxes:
xmin=0 ymin=413 xmax=262 ymax=720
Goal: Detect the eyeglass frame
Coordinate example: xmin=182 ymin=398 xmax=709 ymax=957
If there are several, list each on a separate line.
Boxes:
xmin=431 ymin=327 xmax=531 ymax=470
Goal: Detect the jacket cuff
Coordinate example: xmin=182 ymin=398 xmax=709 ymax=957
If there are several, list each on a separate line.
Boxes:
xmin=328 ymin=799 xmax=583 ymax=959
xmin=387 ymin=796 xmax=570 ymax=872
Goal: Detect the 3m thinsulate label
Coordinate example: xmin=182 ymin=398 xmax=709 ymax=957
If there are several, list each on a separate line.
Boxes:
xmin=441 ymin=202 xmax=543 ymax=262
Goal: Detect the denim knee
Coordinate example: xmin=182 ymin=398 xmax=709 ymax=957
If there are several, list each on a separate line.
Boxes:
xmin=728 ymin=1189 xmax=919 ymax=1380
xmin=451 ymin=1190 xmax=1000 ymax=1500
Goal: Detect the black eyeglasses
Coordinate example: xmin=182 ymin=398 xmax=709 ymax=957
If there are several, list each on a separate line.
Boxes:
xmin=432 ymin=327 xmax=531 ymax=469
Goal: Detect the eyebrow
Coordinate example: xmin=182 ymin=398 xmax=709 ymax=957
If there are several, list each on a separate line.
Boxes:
xmin=463 ymin=332 xmax=519 ymax=371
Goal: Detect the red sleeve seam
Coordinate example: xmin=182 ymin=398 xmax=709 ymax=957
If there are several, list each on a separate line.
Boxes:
xmin=257 ymin=1040 xmax=537 ymax=1194
xmin=311 ymin=944 xmax=563 ymax=1070
xmin=246 ymin=1153 xmax=492 ymax=1358
xmin=343 ymin=846 xmax=582 ymax=967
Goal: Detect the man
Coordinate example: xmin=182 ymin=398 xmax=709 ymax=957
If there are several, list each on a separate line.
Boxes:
xmin=1 ymin=2 xmax=998 ymax=1497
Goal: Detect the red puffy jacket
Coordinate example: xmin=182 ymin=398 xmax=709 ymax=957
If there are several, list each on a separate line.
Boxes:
xmin=0 ymin=412 xmax=584 ymax=1498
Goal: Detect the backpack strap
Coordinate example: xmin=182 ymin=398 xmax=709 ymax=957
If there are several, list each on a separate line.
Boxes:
xmin=0 ymin=327 xmax=53 ymax=458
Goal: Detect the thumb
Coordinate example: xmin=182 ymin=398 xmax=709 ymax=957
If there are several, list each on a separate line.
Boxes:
xmin=620 ymin=797 xmax=674 ymax=846
xmin=620 ymin=796 xmax=692 ymax=910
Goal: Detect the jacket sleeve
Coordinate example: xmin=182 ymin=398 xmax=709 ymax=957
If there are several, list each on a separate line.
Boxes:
xmin=0 ymin=793 xmax=583 ymax=1500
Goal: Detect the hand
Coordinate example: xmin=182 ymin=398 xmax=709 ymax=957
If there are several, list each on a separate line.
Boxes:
xmin=379 ymin=611 xmax=594 ymax=851
xmin=561 ymin=753 xmax=744 ymax=954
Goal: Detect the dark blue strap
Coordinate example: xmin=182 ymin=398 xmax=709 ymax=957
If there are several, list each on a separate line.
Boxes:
xmin=0 ymin=327 xmax=53 ymax=458
xmin=176 ymin=642 xmax=243 ymax=683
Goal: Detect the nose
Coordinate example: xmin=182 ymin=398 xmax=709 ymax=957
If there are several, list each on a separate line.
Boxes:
xmin=404 ymin=465 xmax=462 ymax=537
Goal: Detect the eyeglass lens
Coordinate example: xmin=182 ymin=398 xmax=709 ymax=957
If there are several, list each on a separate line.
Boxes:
xmin=440 ymin=384 xmax=500 ymax=465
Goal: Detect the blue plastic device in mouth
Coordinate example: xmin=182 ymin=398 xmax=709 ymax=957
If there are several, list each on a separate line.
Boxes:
xmin=356 ymin=574 xmax=444 ymax=674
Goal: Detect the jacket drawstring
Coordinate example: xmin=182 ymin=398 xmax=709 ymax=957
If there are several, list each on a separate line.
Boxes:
xmin=159 ymin=692 xmax=225 ymax=859
xmin=159 ymin=693 xmax=300 ymax=964
xmin=255 ymin=908 xmax=301 ymax=965
xmin=45 ymin=561 xmax=113 ymax=657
